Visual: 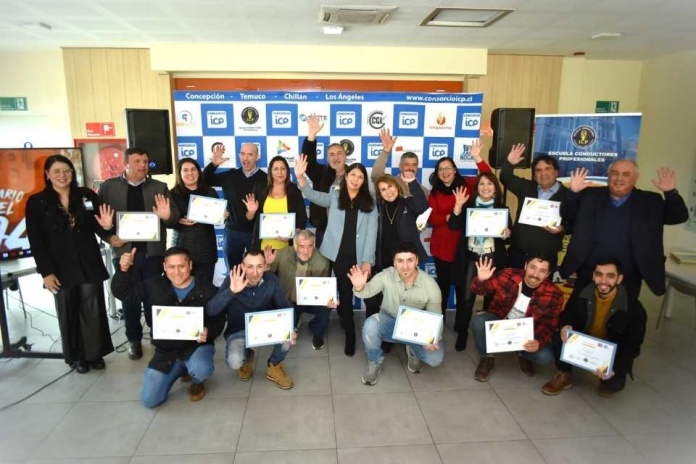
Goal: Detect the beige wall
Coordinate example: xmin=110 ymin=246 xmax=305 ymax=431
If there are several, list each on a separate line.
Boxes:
xmin=0 ymin=50 xmax=72 ymax=147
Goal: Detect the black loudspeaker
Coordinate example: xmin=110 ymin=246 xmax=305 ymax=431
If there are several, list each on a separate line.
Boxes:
xmin=489 ymin=108 xmax=535 ymax=169
xmin=125 ymin=109 xmax=173 ymax=175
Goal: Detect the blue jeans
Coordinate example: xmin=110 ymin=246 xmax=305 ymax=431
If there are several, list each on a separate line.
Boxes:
xmin=140 ymin=344 xmax=215 ymax=408
xmin=294 ymin=304 xmax=330 ymax=337
xmin=224 ymin=329 xmax=289 ymax=369
xmin=471 ymin=312 xmax=554 ymax=364
xmin=113 ymin=251 xmax=163 ymax=342
xmin=362 ymin=312 xmax=445 ymax=366
xmin=224 ymin=229 xmax=252 ymax=270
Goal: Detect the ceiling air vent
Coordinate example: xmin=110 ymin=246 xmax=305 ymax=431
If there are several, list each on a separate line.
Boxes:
xmin=319 ymin=5 xmax=397 ymax=25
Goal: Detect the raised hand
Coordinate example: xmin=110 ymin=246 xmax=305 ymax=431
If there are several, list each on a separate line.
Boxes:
xmin=569 ymin=167 xmax=590 ymax=193
xmin=119 ymin=247 xmax=137 ymax=272
xmin=347 ymin=265 xmax=369 ymax=291
xmin=242 ymin=193 xmax=258 ymax=214
xmin=306 ymin=113 xmax=324 ymax=138
xmin=43 ymin=274 xmax=61 ymax=293
xmin=652 ymin=167 xmax=677 ymax=192
xmin=211 ymin=143 xmax=229 ymax=167
xmin=95 ymin=204 xmax=114 ymax=230
xmin=294 ymin=154 xmax=308 ymax=184
xmin=379 ymin=128 xmax=397 ymax=153
xmin=152 ymin=194 xmax=171 ymax=220
xmin=506 ymin=143 xmax=527 ymax=166
xmin=475 ymin=256 xmax=496 ymax=281
xmin=360 ymin=262 xmax=372 ymax=279
xmin=228 ymin=265 xmax=249 ymax=294
xmin=263 ymin=245 xmax=277 ymax=265
xmin=470 ymin=139 xmax=483 ymax=162
xmin=453 ymin=186 xmax=469 ymax=208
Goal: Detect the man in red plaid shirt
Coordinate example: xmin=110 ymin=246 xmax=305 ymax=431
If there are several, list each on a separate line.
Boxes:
xmin=469 ymin=254 xmax=564 ymax=382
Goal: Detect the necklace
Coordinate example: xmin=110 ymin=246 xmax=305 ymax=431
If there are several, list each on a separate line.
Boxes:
xmin=384 ymin=200 xmax=401 ymax=224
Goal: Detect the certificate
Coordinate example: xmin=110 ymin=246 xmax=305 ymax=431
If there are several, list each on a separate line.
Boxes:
xmin=187 ymin=194 xmax=227 ymax=226
xmin=561 ymin=331 xmax=617 ymax=375
xmin=465 ymin=208 xmax=508 ymax=238
xmin=485 ymin=317 xmax=534 ymax=353
xmin=117 ymin=212 xmax=160 ymax=241
xmin=152 ymin=306 xmax=203 ymax=340
xmin=295 ymin=277 xmax=337 ymax=306
xmin=244 ymin=308 xmax=294 ymax=348
xmin=518 ymin=197 xmax=561 ymax=227
xmin=391 ymin=306 xmax=443 ymax=346
xmin=259 ymin=213 xmax=296 ymax=239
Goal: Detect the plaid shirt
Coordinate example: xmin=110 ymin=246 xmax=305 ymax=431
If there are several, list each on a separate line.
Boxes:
xmin=471 ymin=268 xmax=563 ymax=348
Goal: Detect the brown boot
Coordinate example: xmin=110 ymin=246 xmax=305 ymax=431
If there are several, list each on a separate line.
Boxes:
xmin=239 ymin=349 xmax=255 ymax=381
xmin=474 ymin=356 xmax=495 ymax=382
xmin=266 ymin=362 xmax=294 ymax=389
xmin=188 ymin=382 xmax=206 ymax=402
xmin=598 ymin=381 xmax=615 ymax=398
xmin=542 ymin=371 xmax=573 ymax=395
xmin=518 ymin=356 xmax=535 ymax=377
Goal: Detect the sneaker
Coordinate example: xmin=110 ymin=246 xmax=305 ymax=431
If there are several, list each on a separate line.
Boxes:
xmin=518 ymin=356 xmax=535 ymax=377
xmin=127 ymin=341 xmax=143 ymax=361
xmin=361 ymin=361 xmax=382 ymax=386
xmin=542 ymin=371 xmax=573 ymax=396
xmin=188 ymin=382 xmax=206 ymax=402
xmin=405 ymin=345 xmax=422 ymax=374
xmin=312 ymin=335 xmax=325 ymax=350
xmin=474 ymin=356 xmax=495 ymax=382
xmin=239 ymin=349 xmax=255 ymax=381
xmin=598 ymin=382 xmax=615 ymax=398
xmin=266 ymin=362 xmax=294 ymax=389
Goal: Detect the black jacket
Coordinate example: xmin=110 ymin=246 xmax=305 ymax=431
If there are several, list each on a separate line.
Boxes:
xmin=170 ymin=186 xmax=218 ymax=265
xmin=26 ymin=188 xmax=110 ymax=286
xmin=560 ymin=187 xmax=688 ymax=295
xmin=250 ymin=182 xmax=308 ymax=249
xmin=500 ymin=161 xmax=573 ymax=255
xmin=561 ymin=284 xmax=647 ymax=375
xmin=301 ymin=137 xmax=336 ymax=232
xmin=111 ymin=269 xmax=225 ymax=373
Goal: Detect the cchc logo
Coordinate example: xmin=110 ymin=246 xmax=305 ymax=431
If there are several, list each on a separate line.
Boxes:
xmin=368 ymin=110 xmax=386 ymax=129
xmin=429 ymin=143 xmax=448 ymax=160
xmin=336 ymin=111 xmax=356 ymax=129
xmin=207 ymin=111 xmax=227 ymax=128
xmin=272 ymin=111 xmax=292 ymax=128
xmin=367 ymin=143 xmax=383 ymax=159
xmin=176 ymin=110 xmax=193 ymax=126
xmin=572 ymin=125 xmax=596 ymax=148
xmin=340 ymin=139 xmax=355 ymax=157
xmin=399 ymin=112 xmax=419 ymax=128
xmin=461 ymin=113 xmax=480 ymax=130
xmin=241 ymin=107 xmax=259 ymax=125
xmin=178 ymin=143 xmax=198 ymax=158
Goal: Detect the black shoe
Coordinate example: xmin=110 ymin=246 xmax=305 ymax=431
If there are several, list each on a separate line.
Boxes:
xmin=89 ymin=358 xmax=106 ymax=370
xmin=381 ymin=341 xmax=393 ymax=354
xmin=75 ymin=360 xmax=90 ymax=374
xmin=312 ymin=335 xmax=325 ymax=350
xmin=455 ymin=332 xmax=468 ymax=352
xmin=344 ymin=330 xmax=356 ymax=357
xmin=128 ymin=341 xmax=143 ymax=360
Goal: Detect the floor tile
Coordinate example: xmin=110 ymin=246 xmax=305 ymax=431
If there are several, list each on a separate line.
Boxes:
xmin=624 ymin=431 xmax=696 ymax=464
xmin=250 ymin=356 xmax=331 ymax=397
xmin=80 ymin=361 xmax=146 ymax=402
xmin=437 ymin=441 xmax=546 ymax=464
xmin=337 ymin=444 xmax=441 ymax=464
xmin=130 ymin=455 xmax=235 ymax=464
xmin=330 ymin=354 xmax=412 ymax=394
xmin=234 ymin=449 xmax=337 ymax=464
xmin=0 ymin=402 xmax=73 ymax=461
xmin=533 ymin=435 xmax=647 ymax=464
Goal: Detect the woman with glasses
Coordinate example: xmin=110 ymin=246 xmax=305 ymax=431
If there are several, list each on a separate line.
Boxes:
xmin=26 ymin=154 xmax=115 ymax=373
xmin=427 ymin=141 xmax=491 ymax=322
xmin=170 ymin=158 xmax=219 ymax=285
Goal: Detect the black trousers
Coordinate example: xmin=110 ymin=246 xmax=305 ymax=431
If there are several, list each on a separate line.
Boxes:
xmin=332 ymin=254 xmax=357 ymax=336
xmin=433 ymin=257 xmax=466 ymax=321
xmin=54 ymin=282 xmax=114 ymax=365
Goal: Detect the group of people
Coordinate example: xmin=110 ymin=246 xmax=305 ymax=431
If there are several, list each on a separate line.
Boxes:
xmin=25 ymin=112 xmax=688 ymax=407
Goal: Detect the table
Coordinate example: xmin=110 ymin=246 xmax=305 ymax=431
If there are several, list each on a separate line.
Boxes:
xmin=657 ymin=255 xmax=696 ymax=328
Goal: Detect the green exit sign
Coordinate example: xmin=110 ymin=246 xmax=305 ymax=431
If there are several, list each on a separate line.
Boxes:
xmin=595 ymin=100 xmax=619 ymax=113
xmin=0 ymin=97 xmax=28 ymax=111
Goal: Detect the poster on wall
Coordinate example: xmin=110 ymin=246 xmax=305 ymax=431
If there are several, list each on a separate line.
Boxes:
xmin=75 ymin=139 xmax=126 ymax=190
xmin=532 ymin=113 xmax=642 ymax=183
xmin=0 ymin=148 xmax=84 ymax=261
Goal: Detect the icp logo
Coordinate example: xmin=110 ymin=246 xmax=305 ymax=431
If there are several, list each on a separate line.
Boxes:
xmin=207 ymin=111 xmax=227 ymax=128
xmin=461 ymin=113 xmax=480 ymax=130
xmin=178 ymin=143 xmax=198 ymax=158
xmin=428 ymin=143 xmax=448 ymax=160
xmin=272 ymin=111 xmax=292 ymax=128
xmin=336 ymin=111 xmax=356 ymax=129
xmin=367 ymin=143 xmax=383 ymax=160
xmin=399 ymin=112 xmax=419 ymax=128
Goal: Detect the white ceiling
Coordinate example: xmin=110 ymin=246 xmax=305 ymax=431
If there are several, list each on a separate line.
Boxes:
xmin=1 ymin=0 xmax=695 ymax=60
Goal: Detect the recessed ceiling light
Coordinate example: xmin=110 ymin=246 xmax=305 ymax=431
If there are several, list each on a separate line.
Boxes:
xmin=322 ymin=25 xmax=344 ymax=35
xmin=591 ymin=32 xmax=622 ymax=39
xmin=22 ymin=22 xmax=52 ymax=31
xmin=421 ymin=8 xmax=513 ymax=27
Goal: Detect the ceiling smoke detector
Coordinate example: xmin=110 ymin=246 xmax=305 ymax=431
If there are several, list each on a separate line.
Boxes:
xmin=319 ymin=5 xmax=397 ymax=25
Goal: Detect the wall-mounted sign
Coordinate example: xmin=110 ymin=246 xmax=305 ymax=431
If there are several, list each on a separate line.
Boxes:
xmin=595 ymin=100 xmax=619 ymax=113
xmin=86 ymin=122 xmax=116 ymax=137
xmin=0 ymin=97 xmax=28 ymax=111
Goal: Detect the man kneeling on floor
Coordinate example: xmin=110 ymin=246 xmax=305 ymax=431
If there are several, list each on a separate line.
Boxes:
xmin=347 ymin=242 xmax=444 ymax=386
xmin=542 ymin=258 xmax=647 ymax=398
xmin=471 ymin=254 xmax=563 ymax=382
xmin=112 ymin=246 xmax=224 ymax=407
xmin=206 ymin=249 xmax=297 ymax=389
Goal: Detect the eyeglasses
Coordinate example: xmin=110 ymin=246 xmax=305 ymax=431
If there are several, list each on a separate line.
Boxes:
xmin=48 ymin=169 xmax=73 ymax=175
xmin=437 ymin=166 xmax=455 ymax=173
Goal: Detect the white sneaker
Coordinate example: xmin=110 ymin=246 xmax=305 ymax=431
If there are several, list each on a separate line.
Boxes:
xmin=361 ymin=361 xmax=382 ymax=386
xmin=406 ymin=345 xmax=422 ymax=374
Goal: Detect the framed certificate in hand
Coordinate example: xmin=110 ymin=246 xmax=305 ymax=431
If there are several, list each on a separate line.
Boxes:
xmin=485 ymin=317 xmax=534 ymax=353
xmin=244 ymin=308 xmax=294 ymax=348
xmin=295 ymin=277 xmax=337 ymax=306
xmin=259 ymin=213 xmax=296 ymax=239
xmin=187 ymin=194 xmax=227 ymax=226
xmin=518 ymin=197 xmax=561 ymax=227
xmin=391 ymin=306 xmax=443 ymax=346
xmin=152 ymin=306 xmax=204 ymax=340
xmin=117 ymin=212 xmax=160 ymax=241
xmin=465 ymin=208 xmax=508 ymax=238
xmin=561 ymin=331 xmax=617 ymax=375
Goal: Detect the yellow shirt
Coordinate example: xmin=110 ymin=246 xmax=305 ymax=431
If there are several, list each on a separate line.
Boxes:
xmin=260 ymin=195 xmax=289 ymax=250
xmin=589 ymin=290 xmax=616 ymax=339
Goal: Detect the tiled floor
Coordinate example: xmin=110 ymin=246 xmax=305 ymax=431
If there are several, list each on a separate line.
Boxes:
xmin=1 ymin=274 xmax=696 ymax=463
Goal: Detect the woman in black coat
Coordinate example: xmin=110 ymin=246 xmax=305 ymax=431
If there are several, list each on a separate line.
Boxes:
xmin=447 ymin=172 xmax=511 ymax=351
xmin=25 ymin=154 xmax=115 ymax=373
xmin=170 ymin=158 xmax=219 ymax=285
